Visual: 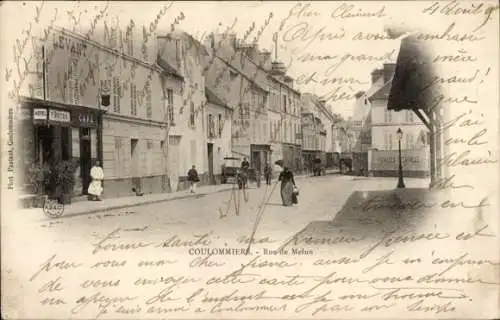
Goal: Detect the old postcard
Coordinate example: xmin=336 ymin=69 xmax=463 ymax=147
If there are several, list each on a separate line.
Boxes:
xmin=1 ymin=1 xmax=499 ymax=319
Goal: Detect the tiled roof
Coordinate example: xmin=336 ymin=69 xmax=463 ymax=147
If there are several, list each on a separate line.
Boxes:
xmin=368 ymin=78 xmax=392 ymax=101
xmin=205 ymin=86 xmax=232 ymax=110
xmin=156 ymin=55 xmax=184 ymax=80
xmin=215 ymin=48 xmax=269 ymax=92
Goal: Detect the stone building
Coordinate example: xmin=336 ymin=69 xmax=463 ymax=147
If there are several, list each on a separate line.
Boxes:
xmin=203 ymin=34 xmax=270 ymax=172
xmin=157 ymin=31 xmax=210 ymax=191
xmin=205 ymin=86 xmax=233 ymax=184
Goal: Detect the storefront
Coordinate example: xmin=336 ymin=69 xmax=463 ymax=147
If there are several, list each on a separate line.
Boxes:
xmin=250 ymin=144 xmax=271 ymax=172
xmin=20 ymin=97 xmax=104 ymax=195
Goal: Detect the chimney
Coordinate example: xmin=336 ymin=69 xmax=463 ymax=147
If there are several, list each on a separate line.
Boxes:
xmin=157 ymin=35 xmax=182 ymax=71
xmin=371 ymin=68 xmax=384 ymax=85
xmin=383 ymin=63 xmax=396 ymax=82
xmin=258 ymin=51 xmax=272 ymax=70
xmin=245 ymin=44 xmax=259 ymax=62
xmin=270 ymin=61 xmax=287 ymax=79
xmin=207 ymin=32 xmax=237 ymax=51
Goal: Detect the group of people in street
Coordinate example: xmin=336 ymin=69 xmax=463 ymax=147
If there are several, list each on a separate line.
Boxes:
xmin=86 ymin=156 xmax=298 ymax=207
xmin=240 ymin=157 xmax=298 ymax=207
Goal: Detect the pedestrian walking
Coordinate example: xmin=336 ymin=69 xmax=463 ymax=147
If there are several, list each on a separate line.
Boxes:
xmin=88 ymin=160 xmax=104 ymax=201
xmin=264 ymin=162 xmax=272 ymax=185
xmin=278 ymin=166 xmax=298 ymax=206
xmin=187 ymin=165 xmax=200 ymax=193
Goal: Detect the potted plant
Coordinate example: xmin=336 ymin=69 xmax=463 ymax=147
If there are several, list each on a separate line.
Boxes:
xmin=25 ymin=163 xmax=51 ymax=208
xmin=50 ymin=160 xmax=78 ymax=204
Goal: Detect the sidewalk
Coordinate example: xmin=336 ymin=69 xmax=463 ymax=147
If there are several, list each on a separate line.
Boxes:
xmin=23 ymin=183 xmax=233 ymax=219
xmin=22 ymin=169 xmax=339 ymax=218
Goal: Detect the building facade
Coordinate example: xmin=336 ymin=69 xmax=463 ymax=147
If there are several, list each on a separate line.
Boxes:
xmin=364 ymin=64 xmax=429 ymax=152
xmin=315 ymin=100 xmax=335 ymax=168
xmin=300 ymin=93 xmax=335 ymax=171
xmin=157 ymin=31 xmax=209 ymax=192
xmin=205 ymin=86 xmax=233 ymax=184
xmin=267 ymin=64 xmax=302 ymax=173
xmin=203 ymin=34 xmax=270 ymax=172
xmin=95 ymin=27 xmax=180 ymax=198
xmin=353 ymin=63 xmax=430 ymax=177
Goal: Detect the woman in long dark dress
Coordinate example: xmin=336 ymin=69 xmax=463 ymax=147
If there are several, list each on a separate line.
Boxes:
xmin=278 ymin=166 xmax=296 ymax=206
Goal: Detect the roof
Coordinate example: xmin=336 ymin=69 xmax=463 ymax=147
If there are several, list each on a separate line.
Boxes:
xmin=216 ymin=55 xmax=268 ymax=92
xmin=387 ymin=35 xmax=439 ymax=113
xmin=159 ymin=30 xmax=209 ymax=56
xmin=267 ymin=74 xmax=301 ymax=96
xmin=205 ymin=86 xmax=232 ymax=110
xmin=368 ymin=78 xmax=392 ymax=101
xmin=302 ymin=92 xmax=335 ymax=122
xmin=156 ymin=55 xmax=184 ymax=81
xmin=214 ymin=45 xmax=269 ymax=92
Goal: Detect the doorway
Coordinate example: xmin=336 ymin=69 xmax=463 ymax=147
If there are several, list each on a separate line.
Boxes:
xmin=80 ymin=128 xmax=92 ymax=194
xmin=207 ymin=143 xmax=214 ymax=184
xmin=168 ymin=136 xmax=181 ymax=192
xmin=252 ymin=151 xmax=261 ymax=172
xmin=130 ymin=138 xmax=139 ymax=191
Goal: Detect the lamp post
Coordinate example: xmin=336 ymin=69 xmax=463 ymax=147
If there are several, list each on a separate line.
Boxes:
xmin=396 ymin=127 xmax=406 ymax=188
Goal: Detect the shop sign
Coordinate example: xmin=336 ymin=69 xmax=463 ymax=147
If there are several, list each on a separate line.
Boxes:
xmin=33 ymin=108 xmax=48 ymax=120
xmin=72 ymin=110 xmax=97 ymax=128
xmin=49 ymin=109 xmax=71 ymax=123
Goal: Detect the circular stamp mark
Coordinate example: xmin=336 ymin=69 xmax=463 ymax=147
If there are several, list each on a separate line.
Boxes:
xmin=43 ymin=199 xmax=65 ymax=218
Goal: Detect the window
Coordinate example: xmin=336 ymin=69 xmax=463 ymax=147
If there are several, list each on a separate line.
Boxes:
xmin=208 ymin=114 xmax=215 ymax=137
xmin=406 ymin=133 xmax=414 ymax=149
xmin=130 ymin=83 xmax=137 ymax=116
xmin=409 ymin=111 xmax=414 ymax=123
xmin=145 ymin=80 xmax=152 ymax=118
xmin=166 ymin=88 xmax=174 ymax=125
xmin=114 ymin=137 xmax=124 ymax=177
xmin=218 ymin=114 xmax=223 ymax=137
xmin=190 ymin=140 xmax=197 ymax=166
xmin=127 ymin=27 xmax=134 ymax=56
xmin=160 ymin=140 xmax=165 ymax=171
xmin=113 ymin=77 xmax=121 ymax=113
xmin=189 ymin=102 xmax=195 ymax=127
xmin=283 ymin=94 xmax=287 ymax=113
xmin=146 ymin=139 xmax=153 ymax=175
xmin=384 ymin=109 xmax=392 ymax=123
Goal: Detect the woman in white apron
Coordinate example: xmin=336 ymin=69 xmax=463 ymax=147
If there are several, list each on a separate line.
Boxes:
xmin=88 ymin=160 xmax=104 ymax=201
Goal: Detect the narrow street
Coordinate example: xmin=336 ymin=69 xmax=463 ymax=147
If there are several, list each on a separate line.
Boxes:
xmin=8 ymin=174 xmax=429 ymax=250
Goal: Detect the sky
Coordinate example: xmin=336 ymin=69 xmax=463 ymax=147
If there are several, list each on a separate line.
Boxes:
xmin=1 ymin=1 xmax=412 ymax=118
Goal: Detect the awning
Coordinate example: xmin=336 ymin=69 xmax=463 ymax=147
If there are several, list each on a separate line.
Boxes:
xmin=387 ymin=35 xmax=439 ymax=114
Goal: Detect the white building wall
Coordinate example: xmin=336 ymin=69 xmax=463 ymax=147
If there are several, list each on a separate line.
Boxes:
xmin=206 ymin=102 xmax=232 ymax=175
xmin=370 ymin=100 xmax=428 ymax=151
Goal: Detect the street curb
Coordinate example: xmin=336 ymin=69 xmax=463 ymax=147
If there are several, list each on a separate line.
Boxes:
xmin=46 ymin=172 xmax=340 ymax=219
xmin=52 ymin=187 xmax=234 ymax=220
